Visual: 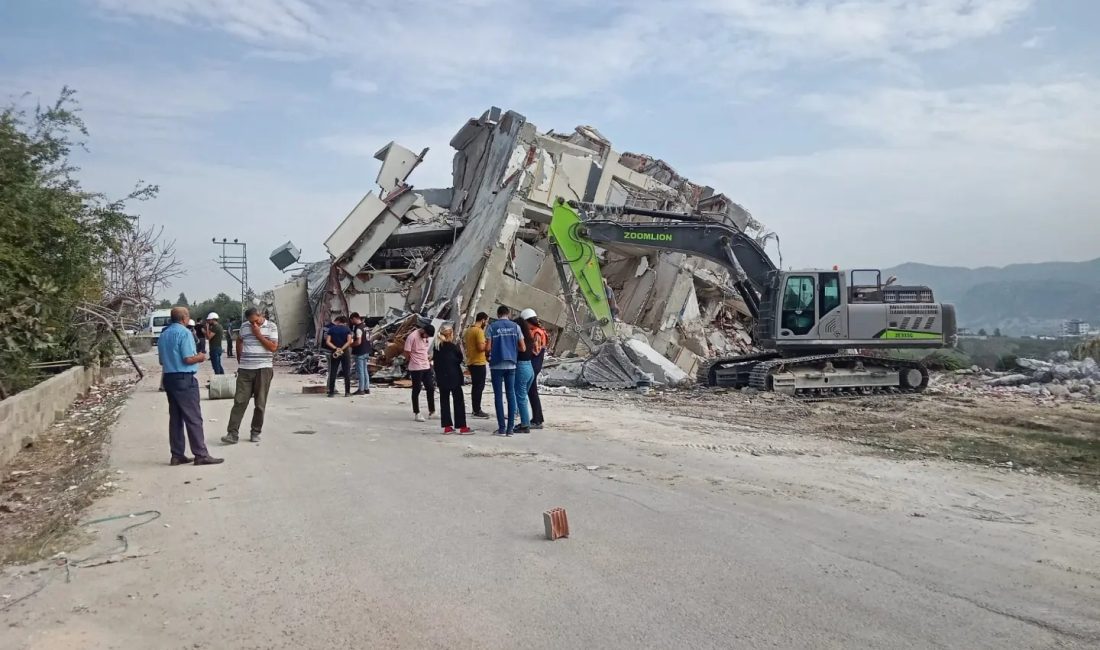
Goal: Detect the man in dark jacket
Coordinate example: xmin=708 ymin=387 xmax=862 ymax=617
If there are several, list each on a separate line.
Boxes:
xmin=349 ymin=312 xmax=373 ymax=395
xmin=325 ymin=315 xmax=353 ymax=397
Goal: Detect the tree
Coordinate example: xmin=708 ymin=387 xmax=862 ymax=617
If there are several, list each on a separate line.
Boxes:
xmin=102 ymin=224 xmax=184 ymax=321
xmin=156 ymin=299 xmax=172 ymax=309
xmin=176 ymin=292 xmax=189 ymax=307
xmin=0 ymin=88 xmax=156 ymax=398
xmin=993 ymin=327 xmax=1003 ymax=338
xmin=190 ymin=293 xmax=243 ymax=324
xmin=977 ymin=328 xmax=988 ymax=337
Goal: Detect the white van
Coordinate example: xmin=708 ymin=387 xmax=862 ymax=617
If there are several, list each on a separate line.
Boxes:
xmin=147 ymin=309 xmax=172 ymax=344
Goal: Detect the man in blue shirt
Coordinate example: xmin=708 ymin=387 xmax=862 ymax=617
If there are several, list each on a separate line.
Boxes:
xmin=158 ymin=306 xmax=224 ymax=466
xmin=485 ymin=305 xmax=525 ymax=436
xmin=324 ymin=315 xmax=354 ymax=397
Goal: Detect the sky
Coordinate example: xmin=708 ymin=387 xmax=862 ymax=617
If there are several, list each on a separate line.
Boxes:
xmin=2 ymin=0 xmax=1098 ymax=301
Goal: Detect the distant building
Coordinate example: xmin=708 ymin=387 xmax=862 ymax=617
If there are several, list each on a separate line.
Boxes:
xmin=1062 ymin=319 xmax=1092 ymax=337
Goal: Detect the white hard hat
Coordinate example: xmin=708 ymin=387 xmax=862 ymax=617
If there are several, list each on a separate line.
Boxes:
xmin=520 ymin=308 xmax=537 ymax=320
xmin=188 ymin=319 xmax=196 ymax=326
xmin=207 ymin=312 xmax=219 ymax=320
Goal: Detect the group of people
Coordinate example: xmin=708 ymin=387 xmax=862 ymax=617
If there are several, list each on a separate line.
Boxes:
xmin=157 ymin=306 xmax=280 ymax=465
xmin=183 ymin=313 xmax=229 ymax=374
xmin=404 ymin=305 xmax=548 ymax=437
xmin=157 ymin=301 xmax=547 ymax=464
xmin=322 ymin=312 xmax=373 ymax=397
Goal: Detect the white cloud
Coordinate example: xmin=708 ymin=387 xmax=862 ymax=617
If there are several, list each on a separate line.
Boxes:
xmin=697 ymin=77 xmax=1100 ymax=270
xmin=92 ymin=0 xmax=1036 ymax=100
xmin=800 ymin=78 xmax=1100 ymax=151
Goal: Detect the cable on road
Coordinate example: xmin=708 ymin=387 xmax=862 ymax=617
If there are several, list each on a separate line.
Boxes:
xmin=0 ymin=510 xmax=161 ymax=613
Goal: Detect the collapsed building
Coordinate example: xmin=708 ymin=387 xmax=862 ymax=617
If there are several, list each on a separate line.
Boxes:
xmin=263 ymin=108 xmax=774 ymax=386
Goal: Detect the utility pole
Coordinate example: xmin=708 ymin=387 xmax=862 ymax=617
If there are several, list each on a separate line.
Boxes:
xmin=212 ymin=238 xmax=249 ymax=321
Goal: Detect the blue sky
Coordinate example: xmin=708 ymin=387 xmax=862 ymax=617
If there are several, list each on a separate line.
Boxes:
xmin=2 ymin=0 xmax=1097 ymax=301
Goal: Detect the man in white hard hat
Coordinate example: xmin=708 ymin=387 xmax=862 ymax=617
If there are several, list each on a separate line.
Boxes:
xmin=205 ymin=312 xmax=226 ymax=375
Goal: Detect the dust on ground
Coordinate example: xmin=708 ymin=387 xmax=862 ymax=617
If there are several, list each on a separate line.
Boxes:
xmin=634 ymin=387 xmax=1100 ymax=485
xmin=0 ymin=380 xmax=133 ymax=565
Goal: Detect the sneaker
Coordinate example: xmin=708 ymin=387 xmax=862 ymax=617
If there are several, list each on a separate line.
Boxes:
xmin=472 ymin=411 xmax=490 ymax=419
xmin=493 ymin=430 xmax=507 ymax=436
xmin=531 ymin=423 xmax=544 ymax=430
xmin=220 ymin=434 xmax=239 ymax=445
xmin=327 ymin=393 xmax=335 ymax=398
xmin=364 ymin=389 xmax=371 ymax=395
xmin=458 ymin=427 xmax=474 ymax=435
xmin=249 ymin=434 xmax=261 ymax=443
xmin=515 ymin=425 xmax=531 ymax=434
xmin=414 ymin=413 xmax=426 ymax=423
xmin=442 ymin=426 xmax=454 ymax=435
xmin=505 ymin=431 xmax=514 ymax=437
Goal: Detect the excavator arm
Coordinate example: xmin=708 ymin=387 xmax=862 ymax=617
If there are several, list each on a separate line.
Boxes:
xmin=548 ymin=200 xmax=776 ymax=338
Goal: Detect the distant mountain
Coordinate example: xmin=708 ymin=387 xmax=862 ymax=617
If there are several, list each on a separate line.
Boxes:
xmin=884 ymin=258 xmax=1100 ymax=336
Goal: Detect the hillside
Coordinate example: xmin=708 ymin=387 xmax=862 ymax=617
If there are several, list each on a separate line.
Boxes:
xmin=884 ymin=258 xmax=1100 ymax=335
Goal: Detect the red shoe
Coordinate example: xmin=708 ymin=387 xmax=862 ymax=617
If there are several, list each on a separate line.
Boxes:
xmin=442 ymin=426 xmax=454 ymax=435
xmin=458 ymin=427 xmax=474 ymax=435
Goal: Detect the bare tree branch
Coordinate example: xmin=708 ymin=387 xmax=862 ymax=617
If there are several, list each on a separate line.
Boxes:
xmin=102 ymin=223 xmax=185 ymax=321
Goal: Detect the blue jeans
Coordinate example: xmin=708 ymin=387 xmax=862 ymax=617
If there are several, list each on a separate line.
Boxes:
xmin=355 ymin=354 xmax=371 ymax=392
xmin=210 ymin=347 xmax=225 ymax=375
xmin=514 ymin=360 xmax=534 ymax=427
xmin=490 ymin=367 xmax=517 ymax=433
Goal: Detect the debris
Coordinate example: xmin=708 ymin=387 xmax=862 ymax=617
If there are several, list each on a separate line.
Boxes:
xmin=259 ymin=107 xmax=766 ymax=391
xmin=543 ymin=507 xmax=570 ymax=541
xmin=585 ymin=465 xmax=600 ymax=471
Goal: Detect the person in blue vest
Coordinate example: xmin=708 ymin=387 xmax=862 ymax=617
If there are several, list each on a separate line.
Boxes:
xmin=158 ymin=306 xmax=224 ymax=466
xmin=485 ymin=305 xmax=526 ymax=436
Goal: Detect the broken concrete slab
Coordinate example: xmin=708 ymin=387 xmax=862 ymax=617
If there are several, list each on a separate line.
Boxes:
xmin=580 ymin=341 xmax=651 ymax=389
xmin=623 ymin=338 xmax=689 ymax=386
xmin=270 ymin=277 xmax=311 ymax=349
xmin=374 ymin=141 xmax=425 ymax=194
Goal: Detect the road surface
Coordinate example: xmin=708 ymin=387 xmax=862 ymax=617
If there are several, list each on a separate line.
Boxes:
xmin=3 ymin=357 xmax=1098 ymax=649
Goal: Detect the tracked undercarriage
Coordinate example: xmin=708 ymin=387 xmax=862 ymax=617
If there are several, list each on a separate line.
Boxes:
xmin=699 ymin=353 xmax=929 ymax=398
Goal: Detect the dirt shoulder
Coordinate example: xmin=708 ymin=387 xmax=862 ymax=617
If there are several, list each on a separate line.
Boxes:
xmin=629 ymin=386 xmax=1100 ymax=486
xmin=0 ymin=380 xmax=132 ymax=565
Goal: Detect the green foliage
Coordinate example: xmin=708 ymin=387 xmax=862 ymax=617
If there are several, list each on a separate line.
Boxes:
xmin=176 ymin=292 xmax=189 ymax=307
xmin=190 ymin=293 xmax=243 ymax=325
xmin=156 ymin=299 xmax=172 ymax=309
xmin=957 ymin=337 xmax=1070 ymax=370
xmin=0 ymin=88 xmax=155 ymax=398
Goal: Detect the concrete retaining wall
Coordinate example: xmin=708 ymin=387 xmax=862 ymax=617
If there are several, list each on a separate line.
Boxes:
xmin=0 ymin=364 xmax=100 ymax=476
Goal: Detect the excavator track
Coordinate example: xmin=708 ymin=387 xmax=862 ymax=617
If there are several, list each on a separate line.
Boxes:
xmin=747 ymin=353 xmax=929 ymax=399
xmin=697 ymin=351 xmax=782 ymax=387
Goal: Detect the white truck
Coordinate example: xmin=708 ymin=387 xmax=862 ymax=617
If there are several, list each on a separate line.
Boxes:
xmin=146 ymin=309 xmax=172 ymax=344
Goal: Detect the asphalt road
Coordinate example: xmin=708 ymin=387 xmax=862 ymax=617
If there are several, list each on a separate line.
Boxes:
xmin=2 ymin=359 xmax=1098 ymax=649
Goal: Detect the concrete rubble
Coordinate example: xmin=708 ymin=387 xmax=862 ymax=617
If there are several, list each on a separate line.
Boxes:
xmin=263 ymin=108 xmax=770 ymax=386
xmin=930 ymin=354 xmax=1100 ymax=402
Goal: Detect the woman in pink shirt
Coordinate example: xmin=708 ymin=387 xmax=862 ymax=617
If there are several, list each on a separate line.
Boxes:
xmin=403 ymin=323 xmax=436 ymax=422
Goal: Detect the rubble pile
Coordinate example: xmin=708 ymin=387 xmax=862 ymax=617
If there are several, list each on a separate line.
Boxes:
xmin=932 ymin=353 xmax=1100 ymax=401
xmin=264 ymin=107 xmax=771 ymax=385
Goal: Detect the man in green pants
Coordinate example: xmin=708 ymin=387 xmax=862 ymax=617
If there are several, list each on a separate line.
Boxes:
xmin=222 ymin=308 xmax=279 ymax=444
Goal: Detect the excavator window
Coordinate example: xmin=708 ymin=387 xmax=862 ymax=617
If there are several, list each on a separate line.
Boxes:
xmin=782 ymin=275 xmax=816 ymax=335
xmin=820 ymin=273 xmax=840 ymax=315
